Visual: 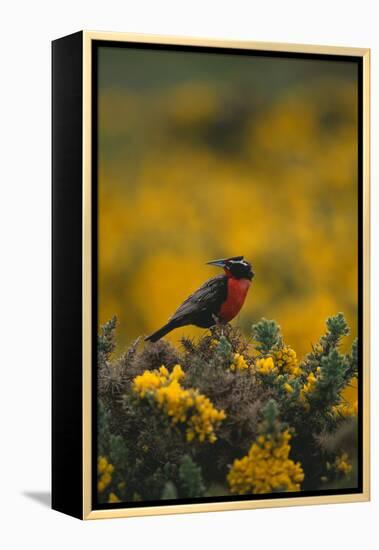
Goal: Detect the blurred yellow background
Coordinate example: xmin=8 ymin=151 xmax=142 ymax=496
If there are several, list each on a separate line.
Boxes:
xmin=97 ymin=46 xmax=358 ymax=400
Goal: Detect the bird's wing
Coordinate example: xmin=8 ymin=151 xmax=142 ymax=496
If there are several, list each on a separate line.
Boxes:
xmin=169 ymin=275 xmax=228 ymax=323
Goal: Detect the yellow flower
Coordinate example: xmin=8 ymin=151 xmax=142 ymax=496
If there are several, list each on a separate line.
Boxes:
xmin=332 ymin=400 xmax=358 ymax=418
xmin=300 ymin=371 xmax=319 ymax=403
xmin=133 ymin=364 xmax=185 ymax=398
xmin=97 ymin=456 xmax=108 ymax=474
xmin=230 ymin=352 xmax=249 ymax=372
xmin=255 ymin=356 xmax=277 ymax=375
xmin=155 ymin=379 xmax=193 ymax=423
xmin=101 ymin=472 xmax=112 ymax=486
xmin=97 ymin=456 xmax=114 ymax=494
xmin=186 ymin=394 xmax=226 ymax=443
xmin=334 ymin=453 xmax=352 ymax=475
xmin=133 ymin=370 xmax=165 ymax=398
xmin=133 ymin=365 xmax=226 ymax=443
xmin=272 ymin=346 xmax=301 ymax=377
xmin=159 ymin=365 xmax=169 ymax=377
xmin=227 ymin=430 xmax=304 ymax=494
xmin=108 ymin=492 xmax=121 ymax=503
xmin=284 ymin=382 xmax=294 ymax=394
xmin=174 ymin=364 xmax=186 ymax=381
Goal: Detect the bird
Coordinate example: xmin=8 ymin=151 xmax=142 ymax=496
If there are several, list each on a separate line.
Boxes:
xmin=145 ymin=256 xmax=254 ymax=342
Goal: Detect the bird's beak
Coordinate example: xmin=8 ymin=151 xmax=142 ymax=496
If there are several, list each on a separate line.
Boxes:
xmin=206 ymin=258 xmax=227 ymax=268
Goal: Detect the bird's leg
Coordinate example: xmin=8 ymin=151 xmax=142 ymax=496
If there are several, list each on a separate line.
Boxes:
xmin=212 ymin=314 xmax=224 ymax=338
xmin=212 ymin=313 xmax=219 ymax=324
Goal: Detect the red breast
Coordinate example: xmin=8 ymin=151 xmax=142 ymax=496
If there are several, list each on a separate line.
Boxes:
xmin=219 ymin=277 xmax=251 ymax=322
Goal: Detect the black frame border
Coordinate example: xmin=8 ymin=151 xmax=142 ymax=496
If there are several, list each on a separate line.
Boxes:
xmin=52 ymin=31 xmax=84 ymax=519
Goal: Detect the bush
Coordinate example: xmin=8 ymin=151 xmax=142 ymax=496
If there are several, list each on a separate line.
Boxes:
xmin=97 ymin=313 xmax=358 ymax=503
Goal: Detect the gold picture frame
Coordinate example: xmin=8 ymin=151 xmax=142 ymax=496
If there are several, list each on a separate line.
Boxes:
xmin=52 ymin=31 xmax=370 ymax=520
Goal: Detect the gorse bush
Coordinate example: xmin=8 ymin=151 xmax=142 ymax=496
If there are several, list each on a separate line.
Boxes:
xmin=133 ymin=364 xmax=226 ymax=443
xmin=97 ymin=313 xmax=358 ymax=503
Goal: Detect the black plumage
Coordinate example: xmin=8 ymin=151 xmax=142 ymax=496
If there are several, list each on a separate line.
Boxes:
xmin=145 ymin=275 xmax=227 ymax=342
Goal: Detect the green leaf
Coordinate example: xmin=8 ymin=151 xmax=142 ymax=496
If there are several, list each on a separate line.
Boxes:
xmin=320 ymin=313 xmax=349 ymax=351
xmin=161 ymin=481 xmax=178 ymax=500
xmin=179 ymin=455 xmax=205 ymax=498
xmin=252 ymin=318 xmax=281 ymax=354
xmin=98 ymin=316 xmax=118 ymax=357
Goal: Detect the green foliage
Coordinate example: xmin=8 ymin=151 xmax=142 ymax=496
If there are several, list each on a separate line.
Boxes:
xmin=320 ymin=312 xmax=349 ymax=352
xmin=346 ymin=338 xmax=359 ymax=380
xmin=178 ymin=455 xmax=205 ymax=498
xmin=252 ymin=318 xmax=281 ymax=354
xmin=311 ymin=350 xmax=347 ymax=405
xmin=215 ymin=335 xmax=233 ymax=360
xmin=97 ymin=398 xmax=110 ymax=457
xmin=97 ymin=313 xmax=359 ymax=501
xmin=260 ymin=399 xmax=280 ymax=436
xmin=161 ymin=481 xmax=178 ymax=500
xmin=98 ymin=316 xmax=117 ymax=358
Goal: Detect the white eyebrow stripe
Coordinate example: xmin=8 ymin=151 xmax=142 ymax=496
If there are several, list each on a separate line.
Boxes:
xmin=228 ymin=259 xmax=249 ymax=266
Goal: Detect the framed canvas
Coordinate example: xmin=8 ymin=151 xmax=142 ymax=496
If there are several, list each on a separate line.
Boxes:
xmin=52 ymin=31 xmax=370 ymax=520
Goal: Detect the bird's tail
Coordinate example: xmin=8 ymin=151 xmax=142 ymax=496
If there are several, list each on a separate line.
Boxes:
xmin=145 ymin=321 xmax=178 ymax=343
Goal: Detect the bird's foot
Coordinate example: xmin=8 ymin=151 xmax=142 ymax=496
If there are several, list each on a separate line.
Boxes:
xmin=212 ymin=314 xmax=225 ymax=338
xmin=212 ymin=313 xmax=220 ymax=325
